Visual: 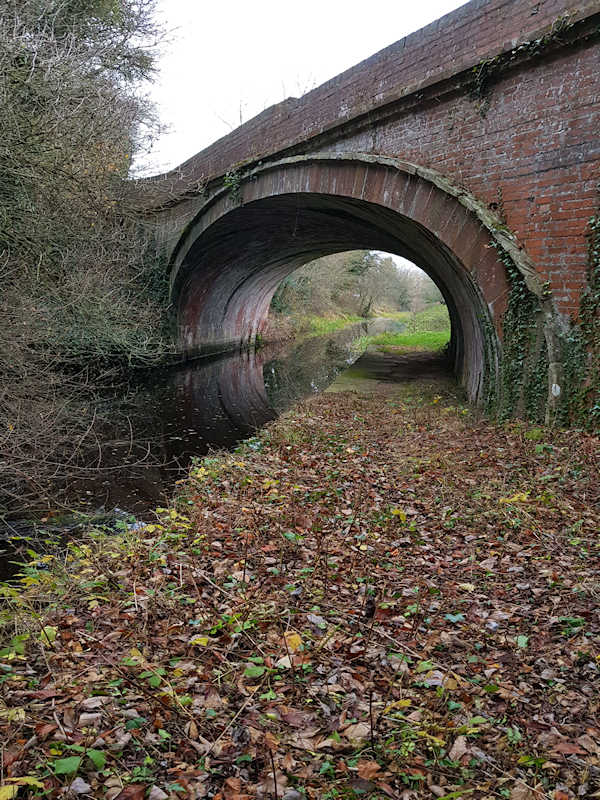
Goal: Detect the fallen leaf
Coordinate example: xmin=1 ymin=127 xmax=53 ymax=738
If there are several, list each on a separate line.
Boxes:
xmin=510 ymin=780 xmax=536 ymax=800
xmin=40 ymin=625 xmax=58 ymax=645
xmin=356 ymin=760 xmax=382 ymax=780
xmin=284 ymin=632 xmax=303 ymax=652
xmin=115 ymin=785 xmax=147 ymax=800
xmin=448 ymin=735 xmax=469 ymax=762
xmin=550 ymin=741 xmax=587 ymax=755
xmin=343 ymin=722 xmax=371 ymax=742
xmin=70 ymin=777 xmax=92 ymax=794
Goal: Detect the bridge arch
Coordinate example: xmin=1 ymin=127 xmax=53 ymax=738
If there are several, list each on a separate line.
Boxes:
xmin=170 ymin=154 xmax=549 ymax=406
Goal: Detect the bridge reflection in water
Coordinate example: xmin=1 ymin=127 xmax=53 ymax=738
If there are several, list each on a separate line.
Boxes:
xmin=81 ymin=319 xmax=399 ymax=512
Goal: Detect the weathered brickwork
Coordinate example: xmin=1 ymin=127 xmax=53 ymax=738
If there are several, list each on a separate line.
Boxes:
xmin=319 ymin=41 xmax=600 ymax=318
xmin=151 ymin=0 xmax=600 ymax=424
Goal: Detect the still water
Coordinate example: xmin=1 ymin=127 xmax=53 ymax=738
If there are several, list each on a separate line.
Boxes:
xmin=84 ymin=318 xmax=399 ymax=512
xmin=0 ymin=319 xmax=400 ymax=561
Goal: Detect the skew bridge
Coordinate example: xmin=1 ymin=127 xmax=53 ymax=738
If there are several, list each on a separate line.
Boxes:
xmin=150 ymin=0 xmax=600 ymax=424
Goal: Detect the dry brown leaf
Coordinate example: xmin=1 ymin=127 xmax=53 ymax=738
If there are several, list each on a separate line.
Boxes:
xmin=115 ymin=785 xmax=146 ymax=800
xmin=577 ymin=733 xmax=599 ymax=754
xmin=265 ymin=731 xmax=279 ymax=752
xmin=510 ymin=781 xmax=536 ymax=800
xmin=448 ymin=735 xmax=469 ymax=762
xmin=550 ymin=741 xmax=587 ymax=755
xmin=343 ymin=721 xmax=371 ymax=742
xmin=257 ymin=769 xmax=288 ymax=798
xmin=223 ymin=776 xmax=242 ymax=799
xmin=357 ymin=760 xmax=382 ymax=780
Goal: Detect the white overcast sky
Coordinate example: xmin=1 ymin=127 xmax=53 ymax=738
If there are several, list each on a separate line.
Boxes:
xmin=143 ymin=0 xmax=468 ymax=175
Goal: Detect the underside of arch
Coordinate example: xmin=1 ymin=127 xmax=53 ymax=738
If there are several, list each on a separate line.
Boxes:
xmin=169 ymin=155 xmax=550 ymax=407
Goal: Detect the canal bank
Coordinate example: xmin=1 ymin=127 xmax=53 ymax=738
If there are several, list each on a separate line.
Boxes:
xmin=0 ymin=319 xmax=404 ymax=579
xmin=1 ymin=351 xmax=598 ymax=799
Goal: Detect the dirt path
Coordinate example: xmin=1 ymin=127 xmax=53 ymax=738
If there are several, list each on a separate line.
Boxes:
xmin=1 ymin=356 xmax=599 ymax=800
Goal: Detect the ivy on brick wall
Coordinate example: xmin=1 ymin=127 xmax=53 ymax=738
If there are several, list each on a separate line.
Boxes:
xmin=469 ymin=14 xmax=576 ymax=115
xmin=488 ymin=209 xmax=600 ymax=430
xmin=561 ymin=211 xmax=600 ymax=427
xmin=224 ymin=167 xmax=243 ymax=205
xmin=488 ymin=242 xmax=549 ymax=422
xmin=581 ymin=213 xmax=600 ymax=414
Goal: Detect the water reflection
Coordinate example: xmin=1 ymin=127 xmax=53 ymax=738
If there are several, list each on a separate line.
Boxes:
xmin=0 ymin=319 xmax=401 ymax=576
xmin=84 ymin=319 xmax=402 ymax=508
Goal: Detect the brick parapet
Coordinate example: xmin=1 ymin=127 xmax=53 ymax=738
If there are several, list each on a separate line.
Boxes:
xmin=149 ymin=0 xmax=600 ymax=322
xmin=153 ymin=0 xmax=600 ymax=194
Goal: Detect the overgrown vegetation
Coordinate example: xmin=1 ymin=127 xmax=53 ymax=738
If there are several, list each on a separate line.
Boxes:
xmin=0 ymin=0 xmax=178 ymax=514
xmin=484 ymin=244 xmax=549 ymax=423
xmin=269 ymin=251 xmax=443 ymax=338
xmin=469 ymin=14 xmax=575 ymax=116
xmin=561 ymin=210 xmax=600 ymax=426
xmin=489 ymin=207 xmax=600 ymax=429
xmin=1 ymin=374 xmax=598 ymax=798
xmin=365 ymin=305 xmax=451 ymax=353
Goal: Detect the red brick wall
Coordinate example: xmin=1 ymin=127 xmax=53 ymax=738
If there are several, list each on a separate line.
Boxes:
xmin=159 ymin=0 xmax=600 ymax=318
xmin=317 ymin=43 xmax=600 ymax=317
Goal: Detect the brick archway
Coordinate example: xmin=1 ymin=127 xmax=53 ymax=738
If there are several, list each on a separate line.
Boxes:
xmin=170 ymin=155 xmax=552 ymax=405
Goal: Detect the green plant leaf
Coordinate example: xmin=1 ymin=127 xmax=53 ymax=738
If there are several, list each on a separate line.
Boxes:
xmin=87 ymin=749 xmax=106 ymax=770
xmin=444 ymin=613 xmax=465 ymax=624
xmin=40 ymin=626 xmax=57 ymax=645
xmin=53 ymin=756 xmax=82 ymax=775
xmin=244 ymin=664 xmax=265 ymax=678
xmin=416 ymin=660 xmax=434 ymax=673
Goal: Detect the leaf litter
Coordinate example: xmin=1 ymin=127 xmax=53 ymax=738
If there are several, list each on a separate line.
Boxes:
xmin=1 ymin=381 xmax=599 ymax=799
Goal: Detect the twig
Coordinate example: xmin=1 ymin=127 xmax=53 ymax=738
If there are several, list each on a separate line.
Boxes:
xmin=207 ymin=690 xmax=258 ymax=756
xmin=278 ymin=620 xmax=297 ymax=681
xmin=269 ymin=747 xmax=279 ymax=800
xmin=369 ymin=689 xmax=376 ymax=753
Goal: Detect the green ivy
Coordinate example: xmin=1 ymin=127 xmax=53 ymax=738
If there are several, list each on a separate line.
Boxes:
xmin=224 ymin=167 xmax=243 ymax=204
xmin=469 ymin=14 xmax=575 ymax=115
xmin=488 ymin=210 xmax=600 ymax=429
xmin=489 ymin=242 xmax=548 ymax=422
xmin=570 ymin=212 xmax=600 ymax=427
xmin=479 ymin=311 xmax=500 ymax=416
xmin=556 ymin=327 xmax=587 ymax=426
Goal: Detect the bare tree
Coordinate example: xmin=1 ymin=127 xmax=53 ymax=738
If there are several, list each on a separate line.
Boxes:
xmin=0 ymin=0 xmax=177 ymax=513
xmin=270 ymin=250 xmax=436 ymax=319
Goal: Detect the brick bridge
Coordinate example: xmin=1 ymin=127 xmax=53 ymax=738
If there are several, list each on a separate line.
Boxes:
xmin=150 ymin=0 xmax=600 ymax=423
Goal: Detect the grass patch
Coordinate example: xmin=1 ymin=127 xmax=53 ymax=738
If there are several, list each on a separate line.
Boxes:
xmin=370 ymin=330 xmax=451 ymax=352
xmin=380 ymin=304 xmax=450 ymax=333
xmin=371 ymin=305 xmax=451 ymax=352
xmin=301 ymin=314 xmax=364 ymax=336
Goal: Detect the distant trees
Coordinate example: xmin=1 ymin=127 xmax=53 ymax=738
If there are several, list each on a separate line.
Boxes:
xmin=270 ymin=250 xmax=443 ymax=319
